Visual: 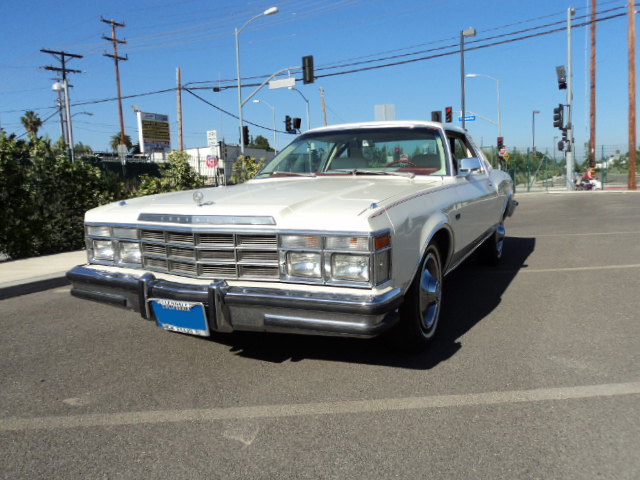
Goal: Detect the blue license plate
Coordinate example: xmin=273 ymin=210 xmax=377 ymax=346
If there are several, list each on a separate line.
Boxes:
xmin=150 ymin=299 xmax=210 ymax=337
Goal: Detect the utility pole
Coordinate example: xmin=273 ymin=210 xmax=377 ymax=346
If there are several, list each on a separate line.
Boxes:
xmin=177 ymin=68 xmax=183 ymax=151
xmin=41 ymin=49 xmax=83 ymax=162
xmin=320 ymin=87 xmax=327 ymax=126
xmin=101 ymin=17 xmax=128 ymax=150
xmin=628 ymin=0 xmax=637 ymax=190
xmin=589 ymin=0 xmax=597 ymax=169
xmin=566 ymin=7 xmax=576 ymax=190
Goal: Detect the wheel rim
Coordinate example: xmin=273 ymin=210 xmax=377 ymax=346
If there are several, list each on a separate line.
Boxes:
xmin=418 ymin=251 xmax=442 ymax=334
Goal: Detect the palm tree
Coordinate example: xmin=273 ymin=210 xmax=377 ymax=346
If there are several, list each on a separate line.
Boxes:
xmin=110 ymin=132 xmax=133 ymax=152
xmin=20 ymin=111 xmax=43 ymax=138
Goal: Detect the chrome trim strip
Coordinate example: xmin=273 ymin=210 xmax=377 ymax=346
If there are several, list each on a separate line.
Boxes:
xmin=138 ymin=214 xmax=276 ymax=225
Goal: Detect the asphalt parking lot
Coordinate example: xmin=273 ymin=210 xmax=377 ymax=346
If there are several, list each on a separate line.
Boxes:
xmin=1 ymin=191 xmax=639 ymax=479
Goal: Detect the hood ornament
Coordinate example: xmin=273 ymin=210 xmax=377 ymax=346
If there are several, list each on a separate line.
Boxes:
xmin=193 ymin=191 xmax=204 ymax=207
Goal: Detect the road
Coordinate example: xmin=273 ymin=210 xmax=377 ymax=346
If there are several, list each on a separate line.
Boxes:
xmin=1 ymin=192 xmax=639 ymax=479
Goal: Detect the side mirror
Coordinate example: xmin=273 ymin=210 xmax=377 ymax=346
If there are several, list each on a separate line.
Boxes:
xmin=458 ymin=157 xmax=482 ymax=176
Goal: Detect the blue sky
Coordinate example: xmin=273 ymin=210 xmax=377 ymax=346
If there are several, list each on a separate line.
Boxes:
xmin=1 ymin=0 xmax=637 ymax=158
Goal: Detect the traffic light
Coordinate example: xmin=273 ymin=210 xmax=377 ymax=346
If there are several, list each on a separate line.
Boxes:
xmin=562 ymin=127 xmax=568 ymax=142
xmin=242 ymin=126 xmax=249 ymax=145
xmin=553 ymin=104 xmax=564 ymax=129
xmin=302 ymin=55 xmax=314 ymax=84
xmin=445 ymin=106 xmax=452 ymax=123
xmin=556 ymin=65 xmax=567 ymax=90
xmin=285 ymin=115 xmax=292 ymax=132
xmin=431 ymin=111 xmax=442 ymax=122
xmin=293 ymin=117 xmax=302 ymax=131
xmin=497 ymin=137 xmax=503 ymax=149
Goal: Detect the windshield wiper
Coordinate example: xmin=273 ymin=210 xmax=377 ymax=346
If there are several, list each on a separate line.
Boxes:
xmin=256 ymin=171 xmax=317 ymax=178
xmin=332 ymin=169 xmax=415 ymax=179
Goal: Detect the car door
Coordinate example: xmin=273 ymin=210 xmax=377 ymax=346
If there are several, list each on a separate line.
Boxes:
xmin=445 ymin=130 xmax=499 ymax=253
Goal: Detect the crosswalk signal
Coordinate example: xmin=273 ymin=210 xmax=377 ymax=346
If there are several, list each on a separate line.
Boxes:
xmin=553 ymin=104 xmax=564 ymax=129
xmin=445 ymin=106 xmax=452 ymax=123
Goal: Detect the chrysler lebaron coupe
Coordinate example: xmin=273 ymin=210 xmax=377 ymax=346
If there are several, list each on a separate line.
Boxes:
xmin=67 ymin=121 xmax=517 ymax=350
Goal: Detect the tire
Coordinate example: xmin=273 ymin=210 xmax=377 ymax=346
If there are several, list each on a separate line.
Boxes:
xmin=476 ymin=222 xmax=505 ymax=265
xmin=387 ymin=242 xmax=443 ymax=351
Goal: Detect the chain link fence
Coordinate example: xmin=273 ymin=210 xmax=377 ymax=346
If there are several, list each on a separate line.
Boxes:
xmin=481 ymin=144 xmax=637 ymax=192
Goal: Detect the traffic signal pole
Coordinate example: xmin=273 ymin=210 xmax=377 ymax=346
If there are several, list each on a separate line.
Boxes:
xmin=566 ymin=7 xmax=575 ymax=191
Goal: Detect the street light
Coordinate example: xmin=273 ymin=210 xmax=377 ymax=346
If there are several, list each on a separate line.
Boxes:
xmin=532 ymin=110 xmax=540 ymax=153
xmin=288 ymin=87 xmax=311 ymax=131
xmin=53 ymin=79 xmax=75 ymax=162
xmin=466 ymin=73 xmax=500 ymax=137
xmin=460 ymin=27 xmax=476 ymax=131
xmin=252 ymin=99 xmax=277 ymax=153
xmin=235 ymin=6 xmax=279 ymax=154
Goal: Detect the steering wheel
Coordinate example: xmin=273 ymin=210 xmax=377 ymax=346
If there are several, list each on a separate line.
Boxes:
xmin=386 ymin=159 xmax=418 ymax=168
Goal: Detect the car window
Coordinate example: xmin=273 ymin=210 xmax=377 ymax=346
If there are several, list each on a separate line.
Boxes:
xmin=257 ymin=127 xmax=450 ymax=177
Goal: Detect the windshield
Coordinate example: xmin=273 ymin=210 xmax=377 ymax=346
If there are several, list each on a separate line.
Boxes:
xmin=257 ymin=127 xmax=449 ymax=177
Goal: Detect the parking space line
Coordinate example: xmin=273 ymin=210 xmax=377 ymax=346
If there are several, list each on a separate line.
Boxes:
xmin=511 ymin=231 xmax=640 ymax=238
xmin=2 ymin=381 xmax=639 ymax=432
xmin=506 ymin=264 xmax=640 ymax=274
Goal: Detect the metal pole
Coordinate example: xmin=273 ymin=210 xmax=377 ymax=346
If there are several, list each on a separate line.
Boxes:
xmin=628 ymin=0 xmax=637 ymax=190
xmin=63 ymin=79 xmax=74 ymax=162
xmin=566 ymin=7 xmax=575 ymax=190
xmin=496 ymin=77 xmax=501 ymax=137
xmin=235 ymin=26 xmax=244 ymax=154
xmin=460 ymin=31 xmax=466 ymax=131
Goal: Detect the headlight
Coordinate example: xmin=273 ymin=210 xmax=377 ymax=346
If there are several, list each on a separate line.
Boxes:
xmin=331 ymin=254 xmax=370 ymax=282
xmin=119 ymin=242 xmax=142 ymax=264
xmin=287 ymin=252 xmax=322 ymax=278
xmin=93 ymin=240 xmax=114 ymax=261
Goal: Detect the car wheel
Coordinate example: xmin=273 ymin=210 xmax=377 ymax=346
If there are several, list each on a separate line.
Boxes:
xmin=388 ymin=242 xmax=443 ymax=351
xmin=476 ymin=222 xmax=505 ymax=265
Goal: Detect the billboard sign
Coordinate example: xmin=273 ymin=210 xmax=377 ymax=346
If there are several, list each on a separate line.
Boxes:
xmin=137 ymin=112 xmax=171 ymax=153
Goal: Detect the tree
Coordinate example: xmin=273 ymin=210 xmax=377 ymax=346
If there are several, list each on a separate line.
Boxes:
xmin=110 ymin=132 xmax=133 ymax=152
xmin=250 ymin=135 xmax=272 ymax=151
xmin=20 ymin=111 xmax=43 ymax=138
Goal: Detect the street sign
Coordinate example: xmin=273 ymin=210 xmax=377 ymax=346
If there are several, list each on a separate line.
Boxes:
xmin=206 ymin=130 xmax=218 ymax=147
xmin=269 ymin=77 xmax=296 ymax=90
xmin=206 ymin=155 xmax=218 ymax=168
xmin=499 ymin=147 xmax=507 ymax=156
xmin=458 ymin=115 xmax=476 ymax=122
xmin=503 ymin=153 xmax=510 ymax=162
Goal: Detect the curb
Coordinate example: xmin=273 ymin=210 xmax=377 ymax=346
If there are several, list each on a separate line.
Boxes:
xmin=0 ymin=272 xmax=71 ymax=301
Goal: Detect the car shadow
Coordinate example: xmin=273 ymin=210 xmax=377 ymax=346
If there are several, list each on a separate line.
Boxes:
xmin=211 ymin=236 xmax=536 ymax=369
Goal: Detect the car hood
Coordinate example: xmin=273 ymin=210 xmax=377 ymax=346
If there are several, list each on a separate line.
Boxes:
xmin=86 ymin=176 xmax=442 ymax=231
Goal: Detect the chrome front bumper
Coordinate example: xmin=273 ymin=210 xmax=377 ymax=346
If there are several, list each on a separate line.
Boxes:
xmin=67 ymin=266 xmax=403 ymax=338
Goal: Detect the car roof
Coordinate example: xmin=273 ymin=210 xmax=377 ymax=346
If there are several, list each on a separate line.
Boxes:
xmin=304 ymin=120 xmax=467 ymax=136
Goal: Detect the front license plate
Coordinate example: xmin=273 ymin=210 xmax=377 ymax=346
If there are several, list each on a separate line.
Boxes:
xmin=150 ymin=299 xmax=210 ymax=337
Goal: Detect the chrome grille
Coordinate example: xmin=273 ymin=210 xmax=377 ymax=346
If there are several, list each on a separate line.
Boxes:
xmin=140 ymin=229 xmax=277 ymax=281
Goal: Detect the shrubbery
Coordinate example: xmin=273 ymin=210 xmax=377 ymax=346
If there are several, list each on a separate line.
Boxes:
xmin=0 ymin=135 xmax=205 ymax=260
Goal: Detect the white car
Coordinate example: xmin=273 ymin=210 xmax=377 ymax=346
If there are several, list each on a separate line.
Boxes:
xmin=67 ymin=121 xmax=517 ymax=350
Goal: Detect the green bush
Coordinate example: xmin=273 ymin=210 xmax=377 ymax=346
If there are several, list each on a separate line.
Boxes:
xmin=137 ymin=150 xmax=205 ymax=196
xmin=0 ymin=135 xmax=125 ymax=260
xmin=230 ymin=155 xmax=266 ymax=184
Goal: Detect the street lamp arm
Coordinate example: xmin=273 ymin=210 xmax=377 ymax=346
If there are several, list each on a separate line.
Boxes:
xmin=241 ymin=66 xmax=301 ymax=107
